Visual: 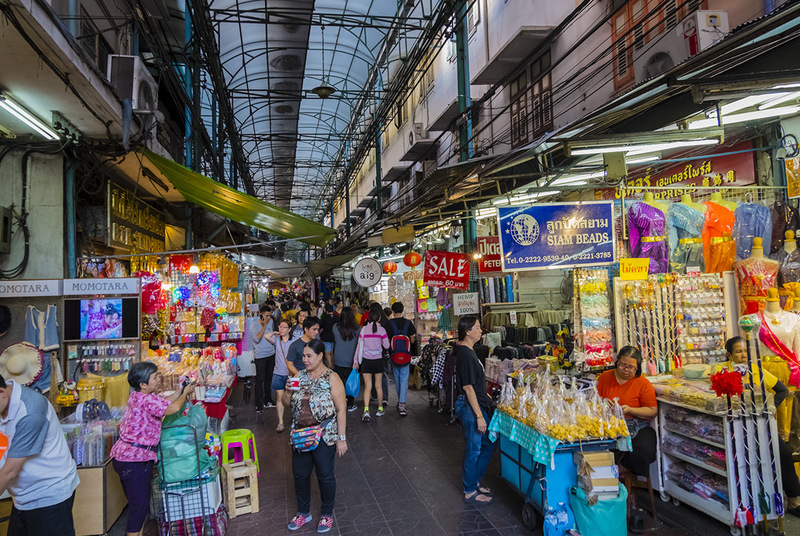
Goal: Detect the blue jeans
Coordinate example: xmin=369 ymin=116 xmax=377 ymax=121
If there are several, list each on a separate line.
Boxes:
xmin=455 ymin=395 xmax=497 ymax=494
xmin=393 ymin=364 xmax=409 ymax=403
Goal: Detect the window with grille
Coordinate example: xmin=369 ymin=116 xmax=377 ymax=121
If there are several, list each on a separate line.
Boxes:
xmin=510 ymin=71 xmax=529 ymax=147
xmin=467 ymin=2 xmax=480 ymax=35
xmin=79 ymin=8 xmax=114 ymax=72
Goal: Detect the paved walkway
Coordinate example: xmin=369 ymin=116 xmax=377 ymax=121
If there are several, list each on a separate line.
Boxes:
xmin=116 ymin=382 xmax=799 ymax=535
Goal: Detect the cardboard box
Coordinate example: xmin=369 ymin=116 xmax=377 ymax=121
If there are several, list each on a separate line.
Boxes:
xmin=573 ymin=451 xmax=615 ymax=467
xmin=590 ymin=465 xmax=619 ymax=480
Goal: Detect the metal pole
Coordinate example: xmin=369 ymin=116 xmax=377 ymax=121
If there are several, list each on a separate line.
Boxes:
xmin=67 ymin=0 xmax=78 ymax=37
xmin=184 ymin=0 xmax=193 ymax=170
xmin=65 ymin=158 xmax=77 ymax=278
xmin=345 ymin=140 xmax=351 ymax=238
xmin=376 ymin=73 xmax=384 ymax=256
xmin=455 ymin=0 xmax=473 ymax=162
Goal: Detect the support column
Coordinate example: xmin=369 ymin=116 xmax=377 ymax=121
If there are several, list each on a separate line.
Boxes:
xmin=345 ymin=140 xmax=351 ymax=238
xmin=65 ymin=158 xmax=77 ymax=278
xmin=455 ymin=0 xmax=477 ymax=290
xmin=455 ymin=0 xmax=473 ymax=162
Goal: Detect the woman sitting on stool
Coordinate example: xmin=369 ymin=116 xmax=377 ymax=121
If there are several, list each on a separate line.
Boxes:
xmin=596 ymin=346 xmax=658 ymax=477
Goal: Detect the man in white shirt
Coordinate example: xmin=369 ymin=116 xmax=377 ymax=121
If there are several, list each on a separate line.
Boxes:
xmin=0 ymin=373 xmax=80 ymax=535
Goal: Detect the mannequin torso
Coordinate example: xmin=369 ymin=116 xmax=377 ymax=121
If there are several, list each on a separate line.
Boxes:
xmin=680 ymin=194 xmax=706 ymax=214
xmin=709 ymin=192 xmax=738 ymax=212
xmin=735 ymin=237 xmax=779 ymax=314
xmin=784 ymin=230 xmax=797 ymax=254
xmin=642 ymin=192 xmax=669 ymax=215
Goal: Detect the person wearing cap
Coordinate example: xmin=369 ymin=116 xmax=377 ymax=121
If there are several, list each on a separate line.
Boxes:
xmin=0 ymin=355 xmax=80 ymax=535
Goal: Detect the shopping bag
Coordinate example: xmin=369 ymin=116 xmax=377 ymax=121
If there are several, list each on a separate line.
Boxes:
xmin=569 ymin=484 xmax=627 ymax=536
xmin=346 ymin=369 xmax=360 ymax=398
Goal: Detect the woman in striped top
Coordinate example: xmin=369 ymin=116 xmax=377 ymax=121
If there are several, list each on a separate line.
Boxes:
xmin=354 ymin=303 xmax=389 ymax=422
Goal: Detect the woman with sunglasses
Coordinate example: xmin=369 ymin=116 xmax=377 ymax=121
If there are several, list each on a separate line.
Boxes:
xmin=595 ymin=346 xmax=658 ymax=477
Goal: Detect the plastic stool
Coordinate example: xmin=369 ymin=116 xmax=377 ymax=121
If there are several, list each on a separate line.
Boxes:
xmin=221 ymin=429 xmax=259 ymax=474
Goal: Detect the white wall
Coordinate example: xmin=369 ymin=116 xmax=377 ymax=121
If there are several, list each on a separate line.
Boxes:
xmin=0 ymin=150 xmax=65 ymax=279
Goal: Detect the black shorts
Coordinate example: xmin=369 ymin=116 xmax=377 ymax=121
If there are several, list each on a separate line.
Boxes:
xmin=360 ymin=358 xmax=384 ymax=375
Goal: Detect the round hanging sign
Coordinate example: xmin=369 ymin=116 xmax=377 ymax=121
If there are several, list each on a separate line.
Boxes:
xmin=352 ymin=258 xmax=382 ymax=288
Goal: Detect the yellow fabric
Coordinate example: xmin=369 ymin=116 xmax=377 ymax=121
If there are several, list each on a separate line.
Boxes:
xmin=76 ymin=377 xmax=106 ymax=403
xmin=713 ymin=361 xmax=778 ymax=390
xmin=761 ymin=359 xmax=795 ymax=441
xmin=88 ymin=372 xmax=130 ymax=408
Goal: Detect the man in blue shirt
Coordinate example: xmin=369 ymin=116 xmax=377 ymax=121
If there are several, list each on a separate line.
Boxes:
xmin=251 ymin=304 xmax=277 ymax=411
xmin=0 ymin=373 xmax=80 ymax=535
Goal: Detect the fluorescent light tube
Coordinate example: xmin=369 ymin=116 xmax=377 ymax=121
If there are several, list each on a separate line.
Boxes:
xmin=759 ymin=91 xmax=800 ymax=110
xmin=689 ymin=106 xmax=800 ymax=129
xmin=570 ymin=139 xmax=719 ymax=156
xmin=0 ymin=96 xmax=59 ymax=141
xmin=492 ymin=190 xmax=560 ymax=205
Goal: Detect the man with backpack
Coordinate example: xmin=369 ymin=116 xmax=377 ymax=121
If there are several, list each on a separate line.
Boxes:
xmin=386 ymin=302 xmax=416 ymax=416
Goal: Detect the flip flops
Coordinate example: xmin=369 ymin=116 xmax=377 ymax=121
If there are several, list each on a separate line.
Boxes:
xmin=464 ymin=491 xmax=493 ymax=505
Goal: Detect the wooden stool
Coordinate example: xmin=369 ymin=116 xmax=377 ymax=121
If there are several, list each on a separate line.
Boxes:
xmin=222 ymin=461 xmax=259 ymax=518
xmin=623 ymin=472 xmax=657 ymax=520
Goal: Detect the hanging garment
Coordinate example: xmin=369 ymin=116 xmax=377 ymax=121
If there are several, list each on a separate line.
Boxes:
xmin=775 ymin=248 xmax=800 ymax=309
xmin=668 ymin=203 xmax=705 ymax=273
xmin=732 ymin=202 xmax=772 ymax=260
xmin=734 ymin=256 xmax=779 ymax=315
xmin=702 ymin=201 xmax=736 ymax=273
xmin=628 ymin=202 xmax=669 ymax=274
xmin=23 ymin=305 xmax=59 ymax=351
xmin=770 ymin=201 xmax=800 ymax=256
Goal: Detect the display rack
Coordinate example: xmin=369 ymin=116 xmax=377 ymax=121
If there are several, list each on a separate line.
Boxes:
xmin=657 ymin=398 xmax=782 ymax=535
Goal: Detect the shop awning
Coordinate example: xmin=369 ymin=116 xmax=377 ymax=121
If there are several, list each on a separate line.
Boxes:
xmin=234 ymin=253 xmax=306 ymax=279
xmin=306 ymin=253 xmax=360 ymax=278
xmin=142 ymin=149 xmax=336 ymax=247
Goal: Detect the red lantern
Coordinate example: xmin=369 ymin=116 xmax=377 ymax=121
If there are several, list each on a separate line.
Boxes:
xmin=383 ymin=261 xmax=398 ymax=275
xmin=403 ymin=252 xmax=422 ymax=267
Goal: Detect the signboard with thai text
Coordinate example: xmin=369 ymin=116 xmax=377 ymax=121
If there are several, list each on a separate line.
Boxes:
xmin=477 ymin=236 xmax=503 ymax=273
xmin=107 ymin=182 xmax=166 ymax=253
xmin=453 ymin=292 xmax=480 ymax=316
xmin=620 ymin=258 xmax=650 ymax=280
xmin=594 ymin=141 xmax=756 ymax=201
xmin=423 ymin=250 xmax=471 ymax=290
xmin=497 ymin=202 xmax=615 ymax=271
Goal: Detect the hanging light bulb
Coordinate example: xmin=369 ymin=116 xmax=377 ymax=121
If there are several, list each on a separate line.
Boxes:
xmin=312 ymin=25 xmax=337 ymax=99
xmin=189 ymin=253 xmax=200 ymax=274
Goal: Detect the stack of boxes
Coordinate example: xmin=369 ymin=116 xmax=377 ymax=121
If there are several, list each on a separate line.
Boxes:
xmin=573 ymin=451 xmax=620 ymax=502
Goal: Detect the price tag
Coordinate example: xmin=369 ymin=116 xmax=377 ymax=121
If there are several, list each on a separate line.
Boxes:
xmin=686 ymin=266 xmax=701 ymax=277
xmin=352 ymin=258 xmax=382 ymax=288
xmin=509 ymin=311 xmax=518 ymax=324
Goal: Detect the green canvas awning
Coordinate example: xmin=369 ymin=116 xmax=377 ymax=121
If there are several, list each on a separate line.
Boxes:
xmin=142 ymin=149 xmax=335 ymax=247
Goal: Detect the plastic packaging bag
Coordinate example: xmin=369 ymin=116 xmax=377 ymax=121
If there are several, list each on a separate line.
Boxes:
xmin=570 ymin=484 xmax=628 ymax=536
xmin=159 ymin=404 xmax=218 ymax=482
xmin=346 ymin=369 xmax=361 ymax=398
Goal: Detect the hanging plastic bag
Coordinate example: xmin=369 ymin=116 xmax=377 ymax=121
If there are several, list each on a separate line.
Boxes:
xmin=346 ymin=369 xmax=361 ymax=398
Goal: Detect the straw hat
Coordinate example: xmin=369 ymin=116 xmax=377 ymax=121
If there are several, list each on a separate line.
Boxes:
xmin=0 ymin=343 xmax=43 ymax=386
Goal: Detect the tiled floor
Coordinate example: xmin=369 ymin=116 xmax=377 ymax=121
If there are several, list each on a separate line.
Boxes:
xmin=114 ymin=383 xmax=799 ymax=535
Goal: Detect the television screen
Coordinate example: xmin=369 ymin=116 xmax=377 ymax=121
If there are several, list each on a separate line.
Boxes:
xmin=80 ymin=299 xmax=123 ymax=339
xmin=64 ymin=297 xmax=139 ymax=341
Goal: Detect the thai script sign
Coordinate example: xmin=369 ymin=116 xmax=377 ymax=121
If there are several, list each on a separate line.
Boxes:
xmin=497 ymin=202 xmax=615 ymax=271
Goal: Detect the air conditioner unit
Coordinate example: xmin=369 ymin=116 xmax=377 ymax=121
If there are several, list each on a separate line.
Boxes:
xmin=632 ymin=10 xmax=728 ymax=85
xmin=408 ymin=122 xmax=429 ymax=146
xmin=107 ymin=55 xmax=158 ymax=112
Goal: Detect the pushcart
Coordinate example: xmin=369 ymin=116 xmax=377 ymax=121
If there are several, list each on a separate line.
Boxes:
xmin=497 ymin=433 xmax=617 ymax=532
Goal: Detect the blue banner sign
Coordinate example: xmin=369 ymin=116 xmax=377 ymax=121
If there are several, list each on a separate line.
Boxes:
xmin=497 ymin=202 xmax=616 ymax=271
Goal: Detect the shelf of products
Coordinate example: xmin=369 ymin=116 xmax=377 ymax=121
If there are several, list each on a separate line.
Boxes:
xmin=657 ymin=397 xmax=783 ymax=532
xmin=143 ymin=345 xmax=237 ymax=404
xmin=674 ymin=273 xmax=726 ymax=365
xmin=574 ymin=268 xmax=614 ymax=368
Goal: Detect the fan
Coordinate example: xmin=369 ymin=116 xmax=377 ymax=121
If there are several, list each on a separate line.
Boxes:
xmin=560 ymin=271 xmax=574 ymax=304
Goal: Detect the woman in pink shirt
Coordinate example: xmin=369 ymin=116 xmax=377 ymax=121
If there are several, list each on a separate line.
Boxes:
xmin=354 ymin=304 xmax=389 ymax=422
xmin=110 ymin=362 xmax=194 ymax=536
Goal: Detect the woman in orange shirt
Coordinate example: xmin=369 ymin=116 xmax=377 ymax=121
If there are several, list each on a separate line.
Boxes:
xmin=596 ymin=346 xmax=658 ymax=476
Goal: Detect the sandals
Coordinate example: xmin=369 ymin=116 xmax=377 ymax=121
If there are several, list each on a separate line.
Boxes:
xmin=276 ymin=423 xmax=285 ymax=433
xmin=464 ymin=491 xmax=494 ymax=505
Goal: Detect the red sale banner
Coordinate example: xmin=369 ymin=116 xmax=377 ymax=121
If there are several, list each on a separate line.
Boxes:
xmin=424 ymin=250 xmax=471 ymax=290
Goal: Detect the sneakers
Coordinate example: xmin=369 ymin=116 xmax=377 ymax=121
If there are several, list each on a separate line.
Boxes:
xmin=376 ymin=406 xmax=385 ymax=417
xmin=398 ymin=403 xmax=408 ymax=417
xmin=288 ymin=513 xmax=312 ymax=531
xmin=362 ymin=410 xmax=371 ymax=422
xmin=265 ymin=402 xmax=276 ymax=408
xmin=317 ymin=516 xmax=333 ymax=533
xmin=347 ymin=404 xmax=359 ymax=412
xmin=382 ymin=400 xmax=389 ymax=407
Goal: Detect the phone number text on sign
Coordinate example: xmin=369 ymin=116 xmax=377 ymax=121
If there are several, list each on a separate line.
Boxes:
xmin=497 ymin=202 xmax=615 ymax=271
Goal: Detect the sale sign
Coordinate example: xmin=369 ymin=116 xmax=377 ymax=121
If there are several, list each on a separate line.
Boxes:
xmin=477 ymin=236 xmax=503 ymax=273
xmin=424 ymin=250 xmax=471 ymax=290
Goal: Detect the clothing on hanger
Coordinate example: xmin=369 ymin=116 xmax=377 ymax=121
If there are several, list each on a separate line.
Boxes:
xmin=733 ymin=202 xmax=772 ymax=260
xmin=770 ymin=201 xmax=800 ymax=255
xmin=628 ymin=201 xmax=670 ymax=274
xmin=668 ymin=203 xmax=705 ymax=273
